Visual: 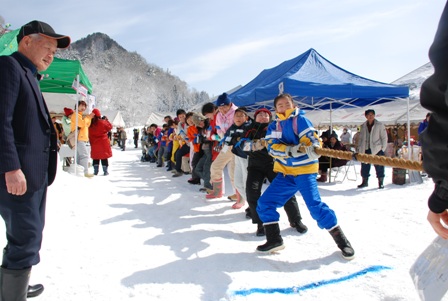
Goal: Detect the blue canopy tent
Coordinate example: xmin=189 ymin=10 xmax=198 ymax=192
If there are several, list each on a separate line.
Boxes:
xmin=228 ymin=48 xmax=409 ymax=114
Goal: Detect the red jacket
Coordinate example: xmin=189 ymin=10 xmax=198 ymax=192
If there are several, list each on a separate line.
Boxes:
xmin=89 ymin=118 xmax=113 ymax=160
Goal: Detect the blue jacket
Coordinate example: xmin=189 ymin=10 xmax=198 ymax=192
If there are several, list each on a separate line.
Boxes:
xmin=266 ymin=108 xmax=321 ymax=175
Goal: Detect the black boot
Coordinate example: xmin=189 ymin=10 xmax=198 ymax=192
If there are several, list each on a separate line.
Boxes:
xmin=256 ymin=223 xmax=285 ymax=253
xmin=291 ymin=220 xmax=308 ymax=234
xmin=329 ymin=226 xmax=355 ymax=260
xmin=93 ymin=165 xmax=99 ymax=175
xmin=357 ymin=177 xmax=368 ymax=188
xmin=245 ymin=207 xmax=252 ymax=219
xmin=256 ymin=223 xmax=265 ymax=237
xmin=103 ymin=165 xmax=109 ymax=176
xmin=284 ymin=196 xmax=308 ymax=233
xmin=0 ymin=267 xmax=31 ymax=301
xmin=27 ymin=284 xmax=44 ymax=298
xmin=378 ymin=177 xmax=384 ymax=189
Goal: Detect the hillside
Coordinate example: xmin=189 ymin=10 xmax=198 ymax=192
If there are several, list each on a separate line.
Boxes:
xmin=58 ymin=33 xmax=210 ymax=125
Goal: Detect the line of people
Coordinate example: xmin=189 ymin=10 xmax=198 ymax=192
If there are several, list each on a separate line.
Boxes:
xmin=139 ymin=93 xmax=355 ymax=259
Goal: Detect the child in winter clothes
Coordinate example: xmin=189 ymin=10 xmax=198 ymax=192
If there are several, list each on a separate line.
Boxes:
xmin=172 ymin=109 xmax=190 ymax=177
xmin=256 ymin=93 xmax=355 ymax=260
xmin=194 ymin=103 xmax=219 ymax=192
xmin=242 ymin=108 xmax=307 ymax=237
xmin=88 ymin=109 xmax=113 ymax=175
xmin=156 ymin=123 xmax=169 ymax=168
xmin=206 ymin=93 xmax=238 ymax=199
xmin=220 ymin=107 xmax=251 ymax=208
xmin=187 ymin=113 xmax=203 ymax=185
xmin=166 ymin=119 xmax=176 ymax=171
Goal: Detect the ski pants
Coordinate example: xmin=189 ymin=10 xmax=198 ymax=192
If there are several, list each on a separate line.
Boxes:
xmin=257 ymin=173 xmax=337 ymax=230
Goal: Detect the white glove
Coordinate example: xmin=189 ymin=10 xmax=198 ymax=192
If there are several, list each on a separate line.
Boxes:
xmin=304 ymin=145 xmax=320 ymax=160
xmin=286 ymin=145 xmax=301 ymax=158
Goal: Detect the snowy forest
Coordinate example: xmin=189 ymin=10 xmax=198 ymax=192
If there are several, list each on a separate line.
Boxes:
xmin=57 ymin=33 xmax=210 ymax=125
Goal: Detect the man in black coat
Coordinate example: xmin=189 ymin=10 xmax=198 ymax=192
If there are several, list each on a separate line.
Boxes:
xmin=420 ymin=2 xmax=448 ymax=239
xmin=0 ymin=20 xmax=70 ymax=300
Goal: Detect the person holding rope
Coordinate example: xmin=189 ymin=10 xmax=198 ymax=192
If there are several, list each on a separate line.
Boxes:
xmin=419 ymin=2 xmax=448 ymax=239
xmin=255 ymin=93 xmax=355 ymax=259
xmin=356 ymin=109 xmax=388 ymax=189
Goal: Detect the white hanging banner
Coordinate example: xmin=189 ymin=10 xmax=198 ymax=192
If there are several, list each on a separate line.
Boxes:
xmin=87 ymin=95 xmax=96 ymax=113
xmin=72 ymin=79 xmax=88 ymax=96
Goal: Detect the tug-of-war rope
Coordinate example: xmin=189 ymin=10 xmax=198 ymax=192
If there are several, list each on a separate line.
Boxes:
xmin=305 ymin=146 xmax=424 ymax=172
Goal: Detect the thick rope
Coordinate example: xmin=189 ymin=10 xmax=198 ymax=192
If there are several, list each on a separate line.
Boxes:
xmin=256 ymin=139 xmax=423 ymax=171
xmin=303 ymin=146 xmax=424 ymax=172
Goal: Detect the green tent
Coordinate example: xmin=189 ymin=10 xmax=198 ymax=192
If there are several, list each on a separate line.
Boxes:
xmin=0 ymin=29 xmax=93 ymax=94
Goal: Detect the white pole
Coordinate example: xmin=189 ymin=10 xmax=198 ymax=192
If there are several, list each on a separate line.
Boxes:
xmin=74 ymin=75 xmax=79 ymax=175
xmin=407 ymin=97 xmax=411 ymax=160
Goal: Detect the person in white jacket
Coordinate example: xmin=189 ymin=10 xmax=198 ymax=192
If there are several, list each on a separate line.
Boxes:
xmin=357 ymin=109 xmax=388 ymax=189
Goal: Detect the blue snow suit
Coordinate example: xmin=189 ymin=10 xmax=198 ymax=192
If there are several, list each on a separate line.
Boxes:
xmin=256 ymin=107 xmax=338 ymax=230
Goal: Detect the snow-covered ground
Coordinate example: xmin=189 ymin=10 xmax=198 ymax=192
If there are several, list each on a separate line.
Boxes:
xmin=1 ymin=143 xmax=441 ymax=301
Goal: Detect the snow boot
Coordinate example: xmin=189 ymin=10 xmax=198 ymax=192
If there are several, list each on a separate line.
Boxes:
xmin=103 ymin=165 xmax=109 ymax=176
xmin=284 ymin=197 xmax=308 ymax=234
xmin=245 ymin=207 xmax=252 ymax=219
xmin=27 ymin=284 xmax=44 ymax=298
xmin=0 ymin=267 xmax=31 ymax=301
xmin=357 ymin=177 xmax=368 ymax=188
xmin=232 ymin=191 xmax=245 ymax=209
xmin=378 ymin=177 xmax=384 ymax=189
xmin=317 ymin=173 xmax=328 ymax=182
xmin=256 ymin=223 xmax=265 ymax=237
xmin=256 ymin=223 xmax=285 ymax=253
xmin=93 ymin=165 xmax=99 ymax=176
xmin=291 ymin=220 xmax=308 ymax=234
xmin=329 ymin=225 xmax=355 ymax=260
xmin=206 ymin=179 xmax=223 ymax=199
xmin=188 ymin=178 xmax=201 ymax=185
xmin=227 ymin=194 xmax=238 ymax=201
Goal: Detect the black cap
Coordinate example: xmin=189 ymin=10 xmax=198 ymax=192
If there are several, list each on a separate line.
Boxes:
xmin=17 ymin=20 xmax=71 ymax=49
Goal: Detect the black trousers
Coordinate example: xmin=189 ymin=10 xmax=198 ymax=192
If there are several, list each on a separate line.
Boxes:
xmin=246 ymin=162 xmax=301 ymax=225
xmin=92 ymin=159 xmax=109 ymax=167
xmin=174 ymin=144 xmax=190 ymax=172
xmin=0 ymin=177 xmax=48 ymax=269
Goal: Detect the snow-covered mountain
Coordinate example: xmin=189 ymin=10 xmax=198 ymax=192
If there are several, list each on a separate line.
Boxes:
xmin=58 ymin=33 xmax=210 ymax=126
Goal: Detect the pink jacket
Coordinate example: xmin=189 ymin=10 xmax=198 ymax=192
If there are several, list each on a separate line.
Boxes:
xmin=215 ymin=103 xmax=238 ymax=138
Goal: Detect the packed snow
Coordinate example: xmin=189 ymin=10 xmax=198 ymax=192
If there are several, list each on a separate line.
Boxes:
xmin=1 ymin=141 xmax=442 ymax=301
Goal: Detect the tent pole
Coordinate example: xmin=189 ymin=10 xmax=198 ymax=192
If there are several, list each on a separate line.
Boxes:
xmin=74 ymin=75 xmax=79 ymax=175
xmin=329 ymin=102 xmax=333 ymax=183
xmin=407 ymin=97 xmax=411 ymax=160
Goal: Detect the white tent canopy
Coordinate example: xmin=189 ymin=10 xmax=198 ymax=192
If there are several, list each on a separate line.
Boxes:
xmin=101 ymin=110 xmax=126 ymax=128
xmin=145 ymin=112 xmax=173 ymax=126
xmin=306 ymin=98 xmax=428 ymax=128
xmin=43 ymin=92 xmax=77 ymax=113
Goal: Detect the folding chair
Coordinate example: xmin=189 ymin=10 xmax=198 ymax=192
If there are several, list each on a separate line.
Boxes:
xmin=329 ymin=160 xmax=358 ymax=183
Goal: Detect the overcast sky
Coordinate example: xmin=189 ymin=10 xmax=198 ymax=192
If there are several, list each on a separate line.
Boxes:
xmin=2 ymin=0 xmax=445 ymax=97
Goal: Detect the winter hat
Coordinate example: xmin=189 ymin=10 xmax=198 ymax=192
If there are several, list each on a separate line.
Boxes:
xmin=191 ymin=113 xmax=206 ymax=127
xmin=216 ymin=93 xmax=231 ymax=107
xmin=254 ymin=108 xmax=272 ymax=119
xmin=63 ymin=107 xmax=74 ymax=117
xmin=92 ymin=108 xmax=101 ymax=117
xmin=17 ymin=20 xmax=71 ymax=49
